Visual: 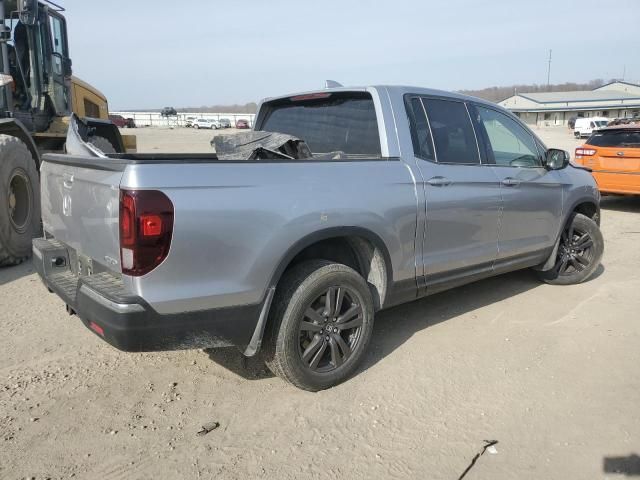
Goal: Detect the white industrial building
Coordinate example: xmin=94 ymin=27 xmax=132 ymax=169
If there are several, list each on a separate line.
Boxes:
xmin=499 ymin=81 xmax=640 ymax=127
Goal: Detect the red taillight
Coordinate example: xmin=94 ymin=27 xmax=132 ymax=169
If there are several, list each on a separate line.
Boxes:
xmin=575 ymin=147 xmax=596 ymax=159
xmin=141 ymin=214 xmax=163 ymax=237
xmin=119 ymin=190 xmax=174 ymax=276
xmin=120 ymin=193 xmax=135 ymax=244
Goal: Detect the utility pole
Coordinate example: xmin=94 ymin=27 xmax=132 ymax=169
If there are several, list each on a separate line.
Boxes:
xmin=622 ymin=64 xmax=626 ymax=81
xmin=546 ymin=49 xmax=552 ymax=89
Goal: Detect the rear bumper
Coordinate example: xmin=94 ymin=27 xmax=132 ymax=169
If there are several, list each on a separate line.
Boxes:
xmin=32 ymin=238 xmax=265 ymax=353
xmin=593 ymin=171 xmax=640 ymax=195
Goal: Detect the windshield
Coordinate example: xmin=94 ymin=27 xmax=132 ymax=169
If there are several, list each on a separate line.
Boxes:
xmin=260 ymin=92 xmax=381 ymax=156
xmin=595 ymin=121 xmax=608 ymax=127
xmin=587 ymin=130 xmax=640 ymax=147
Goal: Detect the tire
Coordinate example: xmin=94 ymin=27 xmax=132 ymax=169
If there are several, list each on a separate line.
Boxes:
xmin=89 ymin=136 xmax=116 ymax=154
xmin=536 ymin=213 xmax=604 ymax=285
xmin=194 ymin=124 xmax=200 ymax=129
xmin=264 ymin=260 xmax=375 ymax=391
xmin=0 ymin=135 xmax=40 ymax=266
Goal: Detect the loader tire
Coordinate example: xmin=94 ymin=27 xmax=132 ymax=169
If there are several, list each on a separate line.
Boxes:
xmin=0 ymin=135 xmax=40 ymax=266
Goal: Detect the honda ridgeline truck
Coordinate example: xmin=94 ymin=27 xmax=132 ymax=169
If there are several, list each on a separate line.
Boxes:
xmin=33 ymin=86 xmax=604 ymax=391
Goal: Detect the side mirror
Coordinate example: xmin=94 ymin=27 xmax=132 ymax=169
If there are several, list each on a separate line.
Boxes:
xmin=545 ymin=148 xmax=570 ymax=170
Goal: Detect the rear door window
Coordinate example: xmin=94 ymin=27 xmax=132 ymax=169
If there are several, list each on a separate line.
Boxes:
xmin=587 ymin=130 xmax=640 ymax=147
xmin=421 ymin=98 xmax=480 ymax=164
xmin=476 ymin=106 xmax=542 ymax=167
xmin=260 ymin=92 xmax=381 ymax=156
xmin=406 ymin=96 xmax=435 ymax=161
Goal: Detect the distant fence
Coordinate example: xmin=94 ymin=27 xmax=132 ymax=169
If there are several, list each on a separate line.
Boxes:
xmin=111 ymin=112 xmax=256 ymax=128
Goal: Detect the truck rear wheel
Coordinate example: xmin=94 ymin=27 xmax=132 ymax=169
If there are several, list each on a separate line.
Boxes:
xmin=264 ymin=260 xmax=375 ymax=391
xmin=0 ymin=135 xmax=40 ymax=266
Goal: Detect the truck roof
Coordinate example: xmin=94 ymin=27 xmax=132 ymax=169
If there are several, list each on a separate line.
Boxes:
xmin=260 ymin=85 xmax=499 ymax=109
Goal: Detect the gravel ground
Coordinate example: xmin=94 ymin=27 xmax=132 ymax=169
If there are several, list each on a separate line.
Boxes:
xmin=1 ymin=127 xmax=639 ymax=479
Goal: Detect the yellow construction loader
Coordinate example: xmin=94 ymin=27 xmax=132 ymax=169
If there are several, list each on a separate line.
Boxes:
xmin=0 ymin=0 xmax=135 ymax=265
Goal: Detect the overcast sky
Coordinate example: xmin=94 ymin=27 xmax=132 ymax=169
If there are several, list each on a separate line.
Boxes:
xmin=63 ymin=0 xmax=640 ymax=110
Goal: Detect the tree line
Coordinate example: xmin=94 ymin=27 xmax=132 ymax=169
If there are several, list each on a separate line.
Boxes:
xmin=458 ymin=79 xmax=616 ymax=102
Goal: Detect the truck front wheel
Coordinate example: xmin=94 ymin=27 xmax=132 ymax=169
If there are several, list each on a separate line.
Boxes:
xmin=536 ymin=213 xmax=604 ymax=285
xmin=0 ymin=135 xmax=40 ymax=266
xmin=264 ymin=260 xmax=375 ymax=391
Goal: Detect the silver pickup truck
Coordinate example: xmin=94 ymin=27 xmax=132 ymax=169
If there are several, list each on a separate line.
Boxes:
xmin=33 ymin=86 xmax=603 ymax=390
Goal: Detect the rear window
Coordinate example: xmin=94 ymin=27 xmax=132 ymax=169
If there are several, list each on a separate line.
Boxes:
xmin=587 ymin=130 xmax=640 ymax=147
xmin=259 ymin=92 xmax=381 ymax=156
xmin=421 ymin=98 xmax=480 ymax=165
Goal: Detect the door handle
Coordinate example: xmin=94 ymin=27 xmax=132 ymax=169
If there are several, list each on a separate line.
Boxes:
xmin=501 ymin=177 xmax=521 ymax=187
xmin=426 ymin=176 xmax=452 ymax=187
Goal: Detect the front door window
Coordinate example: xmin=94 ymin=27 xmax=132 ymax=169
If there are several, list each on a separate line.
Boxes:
xmin=476 ymin=106 xmax=542 ymax=168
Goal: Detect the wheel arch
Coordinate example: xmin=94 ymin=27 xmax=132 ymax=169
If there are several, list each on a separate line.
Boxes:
xmin=267 ymin=227 xmax=393 ymax=310
xmin=244 ymin=226 xmax=393 ymax=357
xmin=537 ymin=196 xmax=601 ymax=272
xmin=0 ymin=119 xmax=41 ymax=168
xmin=570 ymin=198 xmax=600 ymax=226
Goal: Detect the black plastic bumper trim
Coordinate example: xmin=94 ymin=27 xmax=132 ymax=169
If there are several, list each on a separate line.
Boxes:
xmin=33 ymin=241 xmax=263 ymax=353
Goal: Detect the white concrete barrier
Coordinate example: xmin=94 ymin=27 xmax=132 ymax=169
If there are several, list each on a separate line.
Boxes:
xmin=110 ymin=112 xmax=256 ymax=128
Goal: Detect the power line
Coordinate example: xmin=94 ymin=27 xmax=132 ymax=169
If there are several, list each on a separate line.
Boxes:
xmin=546 ymin=49 xmax=552 ymax=88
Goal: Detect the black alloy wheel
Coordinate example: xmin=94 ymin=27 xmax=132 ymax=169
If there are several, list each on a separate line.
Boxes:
xmin=536 ymin=213 xmax=604 ymax=285
xmin=298 ymin=286 xmax=363 ymax=373
xmin=264 ymin=261 xmax=375 ymax=391
xmin=554 ymin=221 xmax=595 ymax=277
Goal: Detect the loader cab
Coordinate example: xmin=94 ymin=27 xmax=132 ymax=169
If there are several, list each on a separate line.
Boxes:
xmin=0 ymin=0 xmax=72 ymax=132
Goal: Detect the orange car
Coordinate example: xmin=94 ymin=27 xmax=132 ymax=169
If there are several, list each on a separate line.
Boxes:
xmin=575 ymin=125 xmax=640 ymax=195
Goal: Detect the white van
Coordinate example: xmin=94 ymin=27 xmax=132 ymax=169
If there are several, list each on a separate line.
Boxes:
xmin=574 ymin=117 xmax=609 ymax=138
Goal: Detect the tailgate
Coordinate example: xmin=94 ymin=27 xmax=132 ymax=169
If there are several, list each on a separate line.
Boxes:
xmin=593 ymin=146 xmax=640 ymax=172
xmin=41 ymin=156 xmax=124 ymax=274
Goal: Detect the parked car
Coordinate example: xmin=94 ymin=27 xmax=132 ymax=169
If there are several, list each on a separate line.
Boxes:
xmin=607 ymin=116 xmax=640 ymax=126
xmin=108 ymin=114 xmax=127 ymax=128
xmin=193 ymin=118 xmax=220 ymax=129
xmin=185 ymin=116 xmax=196 ymax=128
xmin=34 ymin=86 xmax=603 ymax=391
xmin=161 ymin=107 xmax=177 ymax=117
xmin=236 ymin=118 xmax=250 ymax=129
xmin=219 ymin=118 xmax=232 ymax=128
xmin=575 ymin=124 xmax=640 ymax=195
xmin=574 ymin=117 xmax=608 ymax=138
xmin=125 ymin=117 xmax=136 ymax=128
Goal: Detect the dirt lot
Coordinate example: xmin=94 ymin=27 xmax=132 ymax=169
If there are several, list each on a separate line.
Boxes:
xmin=1 ymin=127 xmax=639 ymax=479
xmin=130 ymin=126 xmax=245 ymax=154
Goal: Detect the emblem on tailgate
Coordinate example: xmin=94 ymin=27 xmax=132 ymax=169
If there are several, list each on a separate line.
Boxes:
xmin=62 ymin=194 xmax=72 ymax=216
xmin=617 ymin=151 xmax=625 ymax=156
xmin=104 ymin=255 xmax=119 ymax=266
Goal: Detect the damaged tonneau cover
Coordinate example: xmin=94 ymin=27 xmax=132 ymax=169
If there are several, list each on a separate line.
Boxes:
xmin=211 ymin=131 xmax=313 ymax=160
